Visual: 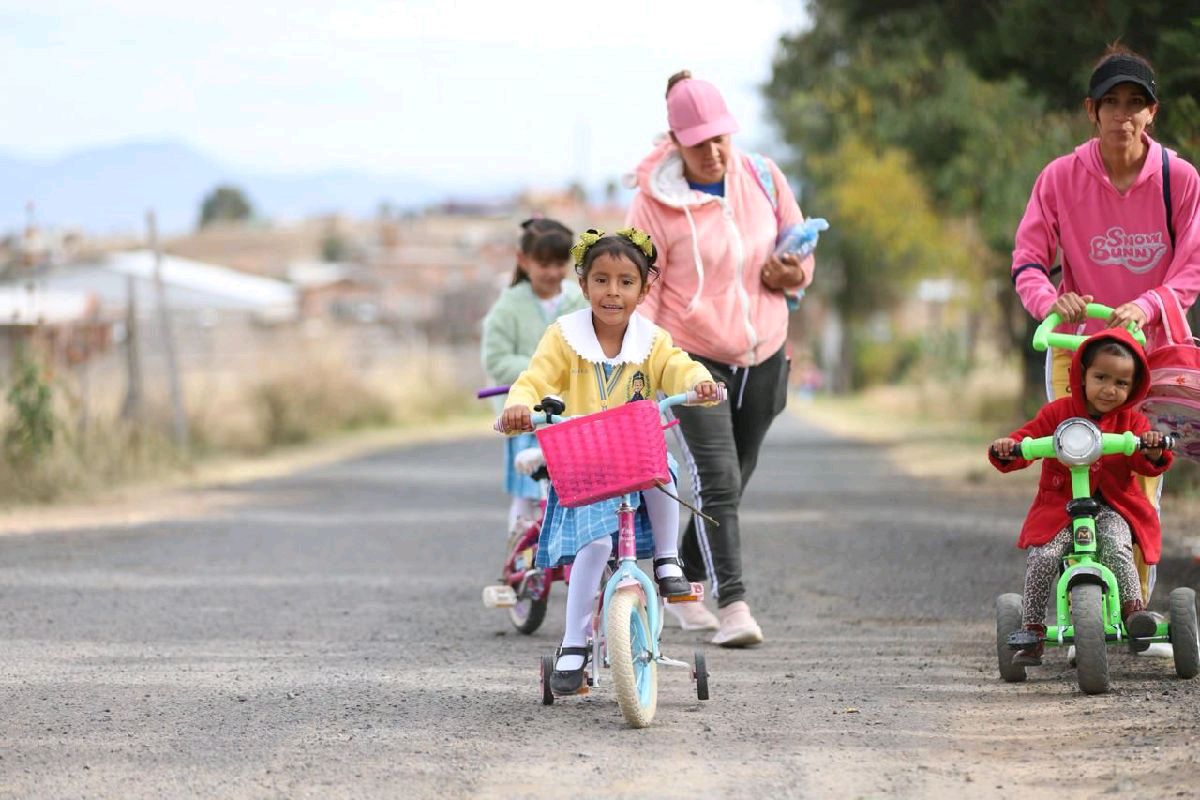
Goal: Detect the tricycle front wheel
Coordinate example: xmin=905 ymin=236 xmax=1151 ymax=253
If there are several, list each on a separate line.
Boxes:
xmin=1071 ymin=583 xmax=1110 ymax=695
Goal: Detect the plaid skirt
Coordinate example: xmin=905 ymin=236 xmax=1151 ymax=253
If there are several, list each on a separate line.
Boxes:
xmin=503 ymin=432 xmax=541 ymax=500
xmin=535 ymin=455 xmax=677 ymax=568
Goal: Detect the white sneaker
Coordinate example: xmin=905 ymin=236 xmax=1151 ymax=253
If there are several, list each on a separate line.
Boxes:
xmin=711 ymin=600 xmax=764 ymax=647
xmin=1137 ymin=642 xmax=1175 ymax=658
xmin=663 ymin=599 xmax=719 ymax=631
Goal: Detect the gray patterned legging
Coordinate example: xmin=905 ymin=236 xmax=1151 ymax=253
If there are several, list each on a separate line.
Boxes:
xmin=1022 ymin=507 xmax=1142 ymax=626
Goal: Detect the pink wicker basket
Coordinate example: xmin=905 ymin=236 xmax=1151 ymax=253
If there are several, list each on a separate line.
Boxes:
xmin=536 ymin=400 xmax=669 ymax=508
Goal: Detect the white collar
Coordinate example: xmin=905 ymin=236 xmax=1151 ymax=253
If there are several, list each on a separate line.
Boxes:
xmin=557 ymin=308 xmax=658 ymax=366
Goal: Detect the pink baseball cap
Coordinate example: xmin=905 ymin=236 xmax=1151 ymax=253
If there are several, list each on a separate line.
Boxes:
xmin=667 ymin=78 xmax=739 ymax=147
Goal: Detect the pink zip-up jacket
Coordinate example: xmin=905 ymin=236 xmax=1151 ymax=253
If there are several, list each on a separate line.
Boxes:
xmin=1012 ymin=134 xmax=1200 ymax=351
xmin=625 ymin=139 xmax=815 ymax=367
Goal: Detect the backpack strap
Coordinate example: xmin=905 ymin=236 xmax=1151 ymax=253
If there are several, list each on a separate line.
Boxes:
xmin=744 ymin=152 xmax=781 ymax=229
xmin=1163 ymin=147 xmax=1176 ymax=250
xmin=745 ymin=152 xmax=805 ymax=310
xmin=1151 ymin=286 xmax=1193 ymax=346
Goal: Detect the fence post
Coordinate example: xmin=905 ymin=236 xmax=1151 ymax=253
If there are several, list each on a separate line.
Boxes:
xmin=121 ymin=274 xmax=144 ymax=422
xmin=146 ymin=210 xmax=188 ymax=451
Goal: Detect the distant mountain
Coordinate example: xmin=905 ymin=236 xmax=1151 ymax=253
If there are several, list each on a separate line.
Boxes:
xmin=0 ymin=141 xmax=450 ymax=235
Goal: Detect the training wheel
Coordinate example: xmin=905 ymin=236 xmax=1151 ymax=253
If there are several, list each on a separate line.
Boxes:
xmin=693 ymin=650 xmax=709 ymax=701
xmin=539 ymin=654 xmax=555 ymax=705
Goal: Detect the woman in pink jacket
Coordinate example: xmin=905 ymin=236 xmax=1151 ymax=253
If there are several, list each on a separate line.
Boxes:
xmin=625 ymin=70 xmax=816 ymax=646
xmin=1012 ymin=44 xmax=1200 ymax=608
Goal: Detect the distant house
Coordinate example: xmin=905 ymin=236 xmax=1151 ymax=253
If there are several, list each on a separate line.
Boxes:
xmin=1 ymin=250 xmax=300 ymax=375
xmin=0 ymin=284 xmax=107 ymax=366
xmin=286 ymin=261 xmax=379 ymax=323
xmin=36 ymin=250 xmax=299 ymax=325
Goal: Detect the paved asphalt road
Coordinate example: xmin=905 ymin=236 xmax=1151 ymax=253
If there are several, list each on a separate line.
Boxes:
xmin=2 ymin=413 xmax=1200 ymax=798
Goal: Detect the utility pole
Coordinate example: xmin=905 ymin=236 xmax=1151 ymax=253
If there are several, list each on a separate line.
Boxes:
xmin=146 ymin=210 xmax=187 ymax=450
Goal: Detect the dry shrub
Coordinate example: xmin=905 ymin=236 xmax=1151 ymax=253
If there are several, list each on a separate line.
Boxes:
xmin=0 ymin=337 xmax=482 ymax=506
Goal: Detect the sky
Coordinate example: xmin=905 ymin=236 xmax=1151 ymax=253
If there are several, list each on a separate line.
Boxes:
xmin=0 ymin=0 xmax=810 ymax=191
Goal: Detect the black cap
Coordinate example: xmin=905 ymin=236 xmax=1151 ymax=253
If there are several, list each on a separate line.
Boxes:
xmin=1088 ymin=55 xmax=1157 ymax=103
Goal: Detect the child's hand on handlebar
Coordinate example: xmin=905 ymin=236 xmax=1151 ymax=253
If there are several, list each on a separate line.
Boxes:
xmin=692 ymin=381 xmax=723 ymax=402
xmin=990 ymin=437 xmax=1019 ymax=460
xmin=1049 ymin=292 xmax=1094 ymax=324
xmin=1141 ymin=430 xmax=1167 ymax=461
xmin=497 ymin=404 xmax=533 ymax=433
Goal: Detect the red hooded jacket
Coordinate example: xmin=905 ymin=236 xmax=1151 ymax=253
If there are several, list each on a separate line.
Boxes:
xmin=988 ymin=328 xmax=1173 ymax=562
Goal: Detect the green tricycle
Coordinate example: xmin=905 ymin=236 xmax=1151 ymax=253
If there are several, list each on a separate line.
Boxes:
xmin=995 ymin=304 xmax=1200 ymax=694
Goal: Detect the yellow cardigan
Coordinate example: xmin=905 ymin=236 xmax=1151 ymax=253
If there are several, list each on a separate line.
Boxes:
xmin=506 ymin=309 xmax=712 ymax=416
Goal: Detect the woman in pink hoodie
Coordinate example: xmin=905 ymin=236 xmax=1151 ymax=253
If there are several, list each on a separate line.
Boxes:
xmin=1011 ymin=44 xmax=1200 ymax=606
xmin=625 ymin=70 xmax=817 ymax=646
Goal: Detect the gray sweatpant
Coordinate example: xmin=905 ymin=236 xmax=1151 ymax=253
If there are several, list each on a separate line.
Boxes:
xmin=669 ymin=345 xmax=789 ymax=608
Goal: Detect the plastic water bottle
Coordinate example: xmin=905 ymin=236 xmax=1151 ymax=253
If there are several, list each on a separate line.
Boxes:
xmin=774 ymin=218 xmax=830 ymax=258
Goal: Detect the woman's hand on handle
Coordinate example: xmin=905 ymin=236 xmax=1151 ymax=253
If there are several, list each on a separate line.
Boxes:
xmin=1049 ymin=292 xmax=1094 ymax=324
xmin=1107 ymin=302 xmax=1148 ymax=332
xmin=496 ymin=404 xmax=533 ymax=434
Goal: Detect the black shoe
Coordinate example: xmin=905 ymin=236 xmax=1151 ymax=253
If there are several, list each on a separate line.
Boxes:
xmin=653 ymin=557 xmax=692 ymax=597
xmin=550 ymin=646 xmax=590 ymax=695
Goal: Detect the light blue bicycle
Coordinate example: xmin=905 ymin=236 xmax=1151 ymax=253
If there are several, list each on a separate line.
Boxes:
xmin=527 ymin=389 xmax=723 ymax=727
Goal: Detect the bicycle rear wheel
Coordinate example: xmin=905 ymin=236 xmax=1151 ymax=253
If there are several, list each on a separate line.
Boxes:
xmin=608 ymin=589 xmax=657 ymax=728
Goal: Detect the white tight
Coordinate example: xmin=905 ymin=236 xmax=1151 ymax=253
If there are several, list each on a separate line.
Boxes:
xmin=508 ymin=496 xmax=537 ymax=532
xmin=556 ymin=484 xmax=682 ymax=671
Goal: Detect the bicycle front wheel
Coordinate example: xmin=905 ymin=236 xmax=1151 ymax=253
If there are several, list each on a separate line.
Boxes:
xmin=608 ymin=589 xmax=658 ymax=728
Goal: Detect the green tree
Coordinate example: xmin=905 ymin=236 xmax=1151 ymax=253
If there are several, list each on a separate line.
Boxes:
xmin=198 ymin=185 xmax=254 ymax=228
xmin=767 ymin=0 xmax=1200 ymax=401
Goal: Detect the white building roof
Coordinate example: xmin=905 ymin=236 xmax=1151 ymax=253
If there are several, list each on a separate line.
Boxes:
xmin=19 ymin=250 xmax=300 ymax=323
xmin=0 ymin=286 xmax=96 ymax=326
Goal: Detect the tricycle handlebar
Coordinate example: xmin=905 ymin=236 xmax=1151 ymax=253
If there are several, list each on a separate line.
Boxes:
xmin=1032 ymin=303 xmax=1147 ymax=352
xmin=1012 ymin=432 xmax=1174 ymax=462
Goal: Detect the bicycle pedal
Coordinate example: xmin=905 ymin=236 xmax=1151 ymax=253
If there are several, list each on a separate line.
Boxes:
xmin=482 ymin=585 xmax=517 ymax=608
xmin=665 ymin=582 xmax=705 ymax=604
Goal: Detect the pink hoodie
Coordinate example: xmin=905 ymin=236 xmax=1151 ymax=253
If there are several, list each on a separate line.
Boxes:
xmin=1012 ymin=134 xmax=1200 ymax=351
xmin=625 ymin=139 xmax=814 ymax=366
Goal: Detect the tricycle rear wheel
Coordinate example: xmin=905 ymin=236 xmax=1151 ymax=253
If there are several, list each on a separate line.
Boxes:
xmin=1169 ymin=587 xmax=1200 ymax=679
xmin=995 ymin=593 xmax=1027 ymax=683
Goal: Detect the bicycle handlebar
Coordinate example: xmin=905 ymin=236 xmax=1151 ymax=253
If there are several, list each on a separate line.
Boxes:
xmin=1032 ymin=303 xmax=1147 ymax=352
xmin=476 ymin=385 xmax=510 ymax=399
xmin=495 ymin=385 xmax=728 ymax=433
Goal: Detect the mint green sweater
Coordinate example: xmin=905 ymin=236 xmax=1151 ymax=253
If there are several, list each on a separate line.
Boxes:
xmin=481 ymin=280 xmax=588 ymax=386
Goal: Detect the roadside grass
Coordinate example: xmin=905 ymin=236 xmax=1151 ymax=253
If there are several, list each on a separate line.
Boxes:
xmin=0 ymin=344 xmax=488 ymax=507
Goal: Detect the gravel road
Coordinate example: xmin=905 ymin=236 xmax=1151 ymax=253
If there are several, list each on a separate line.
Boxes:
xmin=2 ymin=413 xmax=1198 ymax=799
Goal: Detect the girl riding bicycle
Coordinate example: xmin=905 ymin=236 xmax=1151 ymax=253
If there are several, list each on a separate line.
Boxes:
xmin=498 ymin=228 xmax=721 ymax=695
xmin=482 ymin=218 xmax=588 ymax=532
